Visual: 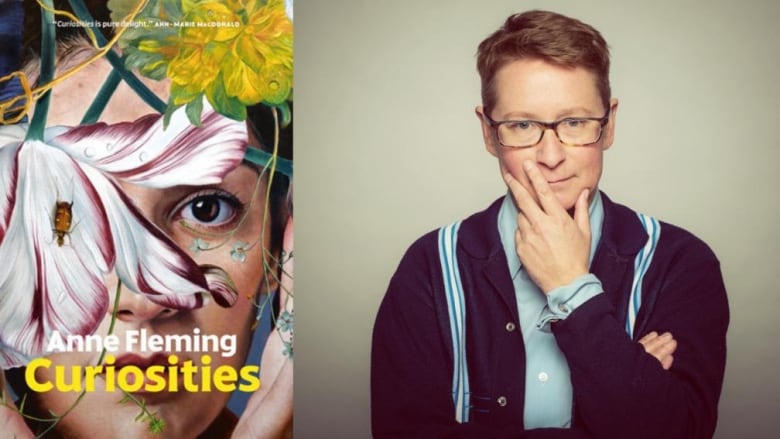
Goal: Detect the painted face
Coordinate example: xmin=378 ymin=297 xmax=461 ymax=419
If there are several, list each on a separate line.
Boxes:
xmin=477 ymin=58 xmax=618 ymax=210
xmin=23 ymin=58 xmax=276 ymax=438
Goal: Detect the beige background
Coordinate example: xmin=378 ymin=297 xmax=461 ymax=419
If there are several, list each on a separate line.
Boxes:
xmin=295 ymin=0 xmax=779 ymax=437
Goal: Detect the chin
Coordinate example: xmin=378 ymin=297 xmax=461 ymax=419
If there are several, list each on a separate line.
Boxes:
xmin=554 ymin=194 xmax=578 ymax=211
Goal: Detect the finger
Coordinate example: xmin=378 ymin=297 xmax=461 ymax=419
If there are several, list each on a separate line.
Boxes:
xmin=641 ymin=334 xmax=667 ymax=352
xmin=642 ymin=334 xmax=677 ymax=360
xmin=661 ymin=354 xmax=674 ymax=370
xmin=517 ymin=212 xmax=533 ymax=239
xmin=522 ymin=160 xmax=566 ymax=216
xmin=658 ymin=338 xmax=678 ymax=356
xmin=643 ymin=341 xmax=665 ymax=356
xmin=639 ymin=331 xmax=659 ymax=345
xmin=648 ymin=332 xmax=674 ymax=351
xmin=650 ymin=340 xmax=677 ymax=359
xmin=503 ymin=172 xmax=544 ymax=222
xmin=574 ymin=188 xmax=591 ymax=236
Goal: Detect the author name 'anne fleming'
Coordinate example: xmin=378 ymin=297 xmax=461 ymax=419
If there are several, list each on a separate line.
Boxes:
xmin=46 ymin=327 xmax=237 ymax=357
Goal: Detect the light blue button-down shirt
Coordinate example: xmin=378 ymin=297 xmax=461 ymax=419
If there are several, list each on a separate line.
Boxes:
xmin=497 ymin=190 xmax=605 ymax=428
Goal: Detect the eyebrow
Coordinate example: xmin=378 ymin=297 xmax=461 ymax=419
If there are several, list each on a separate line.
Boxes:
xmin=501 ymin=107 xmax=603 ymax=120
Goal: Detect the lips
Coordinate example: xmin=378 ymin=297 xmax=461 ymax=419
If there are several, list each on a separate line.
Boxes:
xmin=111 ymin=352 xmax=171 ymax=370
xmin=102 ymin=352 xmax=177 ymax=393
xmin=547 ymin=176 xmax=572 ymax=185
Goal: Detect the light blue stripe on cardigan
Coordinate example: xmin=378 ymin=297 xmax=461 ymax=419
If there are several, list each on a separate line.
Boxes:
xmin=438 ymin=221 xmax=470 ymax=423
xmin=626 ymin=213 xmax=661 ymax=339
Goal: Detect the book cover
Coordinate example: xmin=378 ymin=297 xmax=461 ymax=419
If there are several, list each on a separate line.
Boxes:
xmin=0 ymin=1 xmax=293 ymax=437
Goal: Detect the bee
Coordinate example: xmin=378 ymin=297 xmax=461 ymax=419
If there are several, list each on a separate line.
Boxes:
xmin=52 ymin=200 xmax=74 ymax=247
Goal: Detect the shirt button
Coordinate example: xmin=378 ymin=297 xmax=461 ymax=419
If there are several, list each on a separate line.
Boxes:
xmin=558 ymin=304 xmax=569 ymax=313
xmin=505 ymin=322 xmax=516 ymax=332
xmin=497 ymin=396 xmax=507 ymax=407
xmin=538 ymin=372 xmax=549 ymax=383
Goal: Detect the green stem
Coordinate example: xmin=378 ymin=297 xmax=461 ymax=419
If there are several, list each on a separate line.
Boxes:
xmin=68 ymin=0 xmax=166 ymax=114
xmin=25 ymin=0 xmax=56 ymax=141
xmin=244 ymin=148 xmax=293 ymax=178
xmin=80 ymin=69 xmax=122 ymax=124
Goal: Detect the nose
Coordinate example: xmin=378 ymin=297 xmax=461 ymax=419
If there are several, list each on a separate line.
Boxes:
xmin=535 ymin=128 xmax=566 ymax=169
xmin=110 ymin=283 xmax=178 ymax=323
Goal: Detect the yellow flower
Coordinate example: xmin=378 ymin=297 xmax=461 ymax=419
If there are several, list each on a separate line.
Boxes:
xmin=117 ymin=0 xmax=293 ymax=122
xmin=167 ymin=0 xmax=293 ymax=116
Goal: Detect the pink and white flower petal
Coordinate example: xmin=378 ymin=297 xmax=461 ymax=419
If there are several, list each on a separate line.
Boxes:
xmin=0 ymin=340 xmax=29 ymax=369
xmin=80 ymin=166 xmax=209 ymax=309
xmin=0 ymin=123 xmax=26 ymax=146
xmin=202 ymin=265 xmax=239 ymax=308
xmin=50 ymin=106 xmax=248 ymax=189
xmin=0 ymin=141 xmax=114 ymax=365
xmin=0 ymin=143 xmax=19 ymax=242
xmin=0 ymin=124 xmax=27 ymax=240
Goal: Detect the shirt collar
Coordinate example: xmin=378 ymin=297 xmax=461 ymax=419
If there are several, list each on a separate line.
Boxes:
xmin=498 ymin=189 xmax=605 ymax=279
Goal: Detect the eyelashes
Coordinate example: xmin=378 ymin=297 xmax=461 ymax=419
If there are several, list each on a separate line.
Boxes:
xmin=174 ymin=189 xmax=247 ymax=233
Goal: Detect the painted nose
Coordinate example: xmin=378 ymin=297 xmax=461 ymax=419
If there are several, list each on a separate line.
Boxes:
xmin=111 ymin=285 xmax=178 ymax=322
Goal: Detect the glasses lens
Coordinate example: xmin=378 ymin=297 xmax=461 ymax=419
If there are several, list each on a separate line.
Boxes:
xmin=557 ymin=119 xmax=602 ymax=145
xmin=497 ymin=121 xmax=541 ymax=147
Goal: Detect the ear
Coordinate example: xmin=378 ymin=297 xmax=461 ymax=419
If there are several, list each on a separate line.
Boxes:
xmin=601 ymin=98 xmax=619 ymax=151
xmin=475 ymin=106 xmax=499 ymax=157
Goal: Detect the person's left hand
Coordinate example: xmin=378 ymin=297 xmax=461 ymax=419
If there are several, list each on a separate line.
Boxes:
xmin=232 ymin=218 xmax=294 ymax=439
xmin=503 ymin=161 xmax=591 ymax=293
xmin=639 ymin=331 xmax=677 ymax=370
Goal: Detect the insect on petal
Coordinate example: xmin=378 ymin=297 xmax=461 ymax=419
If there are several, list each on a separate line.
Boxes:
xmin=0 ymin=141 xmax=114 ymax=365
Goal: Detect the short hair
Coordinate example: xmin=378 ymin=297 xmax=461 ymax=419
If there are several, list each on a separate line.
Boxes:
xmin=477 ymin=10 xmax=611 ymax=113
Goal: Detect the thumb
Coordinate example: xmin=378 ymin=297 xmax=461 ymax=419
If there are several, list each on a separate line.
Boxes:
xmin=574 ymin=188 xmax=591 ymax=235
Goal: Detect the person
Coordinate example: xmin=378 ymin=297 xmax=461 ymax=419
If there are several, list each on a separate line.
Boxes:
xmin=371 ymin=9 xmax=728 ymax=439
xmin=0 ymin=0 xmax=293 ymax=438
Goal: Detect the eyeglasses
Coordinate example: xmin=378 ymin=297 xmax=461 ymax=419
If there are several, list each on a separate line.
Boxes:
xmin=483 ymin=109 xmax=611 ymax=148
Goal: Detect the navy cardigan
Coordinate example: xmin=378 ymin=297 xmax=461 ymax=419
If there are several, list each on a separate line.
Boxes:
xmin=372 ymin=193 xmax=728 ymax=438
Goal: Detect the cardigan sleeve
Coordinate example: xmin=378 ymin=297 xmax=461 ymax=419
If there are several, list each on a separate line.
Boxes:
xmin=552 ymin=227 xmax=729 ymax=439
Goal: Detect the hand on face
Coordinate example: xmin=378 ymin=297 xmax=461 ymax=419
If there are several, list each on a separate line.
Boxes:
xmin=232 ymin=217 xmax=293 ymax=439
xmin=503 ymin=160 xmax=591 ymax=294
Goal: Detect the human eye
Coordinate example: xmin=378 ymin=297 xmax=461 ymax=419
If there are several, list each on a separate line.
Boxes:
xmin=175 ymin=189 xmax=246 ymax=231
xmin=562 ymin=118 xmax=586 ymax=128
xmin=504 ymin=120 xmax=534 ymax=131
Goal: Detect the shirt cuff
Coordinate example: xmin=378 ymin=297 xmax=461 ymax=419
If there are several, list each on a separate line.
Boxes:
xmin=536 ymin=274 xmax=604 ymax=330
